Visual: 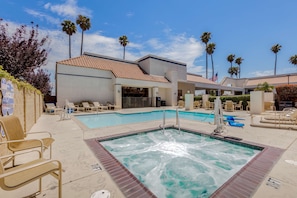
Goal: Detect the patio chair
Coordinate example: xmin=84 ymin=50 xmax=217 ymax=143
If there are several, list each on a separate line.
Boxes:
xmin=82 ymin=102 xmax=97 ymax=111
xmin=45 ymin=103 xmax=63 ymax=114
xmin=264 ymin=101 xmax=276 ymax=111
xmin=205 ymin=101 xmax=213 ymax=110
xmin=93 ymin=102 xmax=108 ymax=110
xmin=246 ymin=101 xmax=250 ymax=111
xmin=235 ymin=101 xmax=243 ymax=111
xmin=0 ymin=150 xmax=62 ymax=198
xmin=224 ymin=101 xmax=234 ymax=112
xmin=193 ymin=101 xmax=201 ymax=109
xmin=177 ymin=100 xmax=184 ymax=108
xmin=0 ymin=115 xmax=54 ymax=166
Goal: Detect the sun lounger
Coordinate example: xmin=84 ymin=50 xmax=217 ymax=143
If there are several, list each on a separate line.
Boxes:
xmin=45 ymin=103 xmax=63 ymax=114
xmin=93 ymin=102 xmax=108 ymax=110
xmin=106 ymin=102 xmax=115 ymax=110
xmin=82 ymin=102 xmax=97 ymax=111
xmin=264 ymin=109 xmax=297 ymax=121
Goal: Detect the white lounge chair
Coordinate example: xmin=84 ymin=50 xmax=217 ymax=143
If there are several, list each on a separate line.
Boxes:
xmin=82 ymin=102 xmax=97 ymax=111
xmin=45 ymin=103 xmax=63 ymax=114
xmin=93 ymin=102 xmax=108 ymax=111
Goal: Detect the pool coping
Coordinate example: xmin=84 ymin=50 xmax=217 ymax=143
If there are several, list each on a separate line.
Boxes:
xmin=85 ymin=126 xmax=284 ymax=198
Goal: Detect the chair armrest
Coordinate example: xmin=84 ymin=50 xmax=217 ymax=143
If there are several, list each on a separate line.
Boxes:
xmin=0 ymin=159 xmax=61 ymax=179
xmin=0 ymin=150 xmax=42 ymax=160
xmin=0 ymin=139 xmax=44 ymax=148
xmin=26 ymin=131 xmax=52 ymax=138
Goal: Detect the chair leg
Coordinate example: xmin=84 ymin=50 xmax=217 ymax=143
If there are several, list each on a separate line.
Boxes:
xmin=39 ymin=178 xmax=42 ymax=195
xmin=58 ymin=169 xmax=62 ymax=198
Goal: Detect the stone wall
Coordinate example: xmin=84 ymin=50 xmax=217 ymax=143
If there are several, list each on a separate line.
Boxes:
xmin=0 ymin=80 xmax=43 ymax=157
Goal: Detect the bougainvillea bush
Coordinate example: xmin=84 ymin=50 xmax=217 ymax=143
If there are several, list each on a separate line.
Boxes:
xmin=275 ymin=84 xmax=297 ymax=101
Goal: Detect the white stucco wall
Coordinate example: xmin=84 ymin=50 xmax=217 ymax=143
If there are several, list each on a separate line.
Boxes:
xmin=56 ymin=64 xmax=114 ymax=107
xmin=138 ymin=56 xmax=187 ymax=81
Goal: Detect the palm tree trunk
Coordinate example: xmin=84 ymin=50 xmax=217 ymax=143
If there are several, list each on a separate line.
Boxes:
xmin=211 ymin=54 xmax=214 ymax=81
xmin=239 ymin=65 xmax=241 ymax=78
xmin=205 ymin=46 xmax=208 ymax=79
xmin=274 ymin=54 xmax=277 ymax=75
xmin=69 ymin=35 xmax=71 ymax=58
xmin=123 ymin=46 xmax=126 ymax=60
xmin=80 ymin=31 xmax=84 ymax=55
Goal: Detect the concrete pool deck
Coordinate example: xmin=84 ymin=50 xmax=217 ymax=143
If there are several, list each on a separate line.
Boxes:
xmin=1 ymin=107 xmax=297 ymax=197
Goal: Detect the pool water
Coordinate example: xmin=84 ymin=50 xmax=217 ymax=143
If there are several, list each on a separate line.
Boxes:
xmin=100 ymin=129 xmax=261 ymax=198
xmin=76 ymin=110 xmax=219 ymax=128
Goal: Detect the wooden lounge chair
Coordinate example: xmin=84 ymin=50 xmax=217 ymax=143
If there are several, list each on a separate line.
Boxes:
xmin=82 ymin=102 xmax=97 ymax=111
xmin=0 ymin=115 xmax=54 ymax=166
xmin=0 ymin=150 xmax=62 ymax=197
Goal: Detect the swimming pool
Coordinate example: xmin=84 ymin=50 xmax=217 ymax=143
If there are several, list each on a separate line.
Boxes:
xmin=76 ymin=110 xmax=220 ymax=128
xmin=100 ymin=128 xmax=261 ymax=198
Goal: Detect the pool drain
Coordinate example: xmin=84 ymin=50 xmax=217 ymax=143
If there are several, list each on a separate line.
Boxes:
xmin=266 ymin=177 xmax=281 ymax=189
xmin=91 ymin=190 xmax=110 ymax=198
xmin=91 ymin=163 xmax=102 ymax=171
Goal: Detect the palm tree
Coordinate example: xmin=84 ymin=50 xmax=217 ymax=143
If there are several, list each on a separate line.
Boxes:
xmin=254 ymin=82 xmax=274 ymax=92
xmin=61 ymin=20 xmax=77 ymax=58
xmin=227 ymin=54 xmax=235 ymax=77
xmin=235 ymin=57 xmax=244 ymax=78
xmin=206 ymin=43 xmax=216 ymax=80
xmin=289 ymin=55 xmax=297 ymax=67
xmin=119 ymin=35 xmax=129 ymax=60
xmin=228 ymin=66 xmax=237 ymax=78
xmin=200 ymin=32 xmax=211 ymax=79
xmin=76 ymin=15 xmax=91 ymax=55
xmin=271 ymin=44 xmax=282 ymax=75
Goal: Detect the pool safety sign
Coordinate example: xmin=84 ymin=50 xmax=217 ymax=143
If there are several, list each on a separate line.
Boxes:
xmin=1 ymin=78 xmax=14 ymax=116
xmin=1 ymin=78 xmax=14 ymax=137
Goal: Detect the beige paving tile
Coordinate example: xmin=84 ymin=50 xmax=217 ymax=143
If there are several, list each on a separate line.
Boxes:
xmin=2 ymin=108 xmax=297 ymax=197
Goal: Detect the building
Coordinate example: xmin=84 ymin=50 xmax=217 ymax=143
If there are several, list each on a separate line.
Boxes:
xmin=56 ymin=52 xmax=297 ymax=108
xmin=56 ymin=52 xmax=194 ymax=108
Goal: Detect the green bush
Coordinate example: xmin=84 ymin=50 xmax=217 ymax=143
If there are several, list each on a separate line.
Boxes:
xmin=209 ymin=95 xmax=250 ymax=110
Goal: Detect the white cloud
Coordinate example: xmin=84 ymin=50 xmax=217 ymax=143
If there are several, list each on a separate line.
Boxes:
xmin=2 ymin=20 xmax=206 ymax=91
xmin=44 ymin=0 xmax=92 ymax=18
xmin=126 ymin=12 xmax=134 ymax=17
xmin=24 ymin=8 xmax=60 ymax=25
xmin=144 ymin=34 xmax=204 ymax=67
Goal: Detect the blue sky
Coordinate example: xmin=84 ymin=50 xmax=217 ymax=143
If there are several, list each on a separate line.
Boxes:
xmin=1 ymin=0 xmax=297 ymax=84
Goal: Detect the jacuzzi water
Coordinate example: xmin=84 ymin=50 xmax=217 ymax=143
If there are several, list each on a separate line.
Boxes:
xmin=76 ymin=110 xmax=221 ymax=129
xmin=100 ymin=129 xmax=261 ymax=198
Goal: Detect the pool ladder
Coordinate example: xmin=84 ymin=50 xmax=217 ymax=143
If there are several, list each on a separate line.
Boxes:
xmin=159 ymin=109 xmax=180 ymax=134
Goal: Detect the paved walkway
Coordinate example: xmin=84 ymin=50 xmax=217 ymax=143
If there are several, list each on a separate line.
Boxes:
xmin=1 ymin=108 xmax=297 ymax=197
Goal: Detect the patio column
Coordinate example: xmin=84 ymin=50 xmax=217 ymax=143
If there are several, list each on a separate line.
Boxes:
xmin=152 ymin=87 xmax=159 ymax=107
xmin=114 ymin=84 xmax=122 ymax=109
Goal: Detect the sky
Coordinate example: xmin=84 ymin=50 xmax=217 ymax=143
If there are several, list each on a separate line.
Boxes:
xmin=1 ymin=0 xmax=297 ymax=87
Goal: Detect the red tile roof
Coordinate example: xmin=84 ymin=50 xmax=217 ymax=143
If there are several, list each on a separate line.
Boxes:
xmin=57 ymin=55 xmax=169 ymax=83
xmin=187 ymin=74 xmax=217 ymax=84
xmin=246 ymin=75 xmax=297 ymax=87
